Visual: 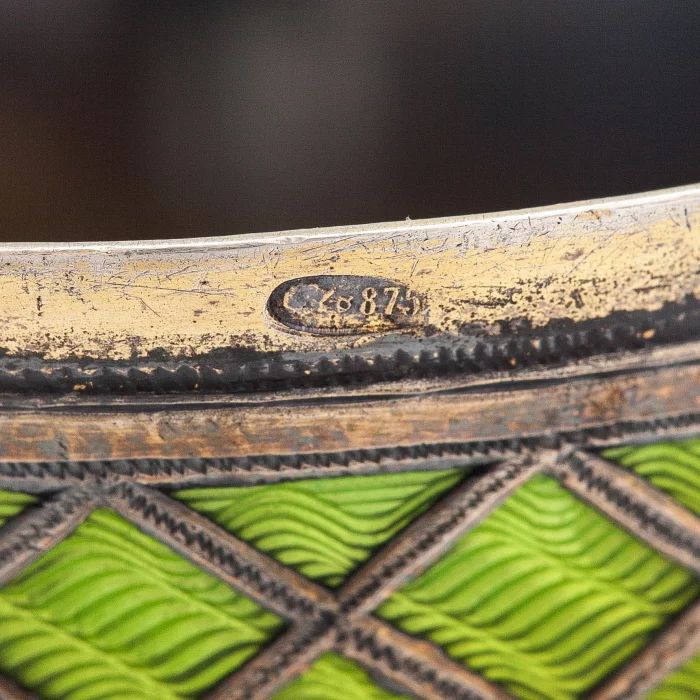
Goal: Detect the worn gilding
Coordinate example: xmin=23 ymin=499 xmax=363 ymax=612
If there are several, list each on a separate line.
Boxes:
xmin=0 ymin=185 xmax=697 ymax=360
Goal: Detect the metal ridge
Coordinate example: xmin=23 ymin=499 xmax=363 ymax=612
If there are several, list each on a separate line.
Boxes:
xmin=0 ymin=183 xmax=695 ymax=390
xmin=0 ymin=291 xmax=696 ymax=396
xmin=2 ymin=182 xmax=698 ymax=252
xmin=0 ymin=413 xmax=698 ymax=495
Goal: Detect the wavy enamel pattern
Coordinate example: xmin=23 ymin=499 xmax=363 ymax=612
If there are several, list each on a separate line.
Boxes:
xmin=647 ymin=652 xmax=700 ymax=699
xmin=271 ymin=653 xmax=410 ymax=700
xmin=0 ymin=509 xmax=282 ymax=699
xmin=175 ymin=468 xmax=463 ymax=587
xmin=377 ymin=474 xmax=700 ymax=700
xmin=0 ymin=490 xmax=35 ymax=527
xmin=604 ymin=439 xmax=700 ymax=515
xmin=1 ymin=442 xmax=700 ymax=698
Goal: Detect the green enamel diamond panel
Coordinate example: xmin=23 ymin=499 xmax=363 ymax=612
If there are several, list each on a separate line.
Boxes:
xmin=0 ymin=490 xmax=36 ymax=527
xmin=377 ymin=474 xmax=700 ymax=700
xmin=2 ymin=442 xmax=700 ymax=700
xmin=604 ymin=438 xmax=700 ymax=515
xmin=175 ymin=468 xmax=463 ymax=587
xmin=0 ymin=508 xmax=283 ymax=699
xmin=647 ymin=652 xmax=700 ymax=699
xmin=271 ymin=653 xmax=410 ymax=700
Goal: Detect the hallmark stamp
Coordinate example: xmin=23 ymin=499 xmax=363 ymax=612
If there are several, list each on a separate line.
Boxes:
xmin=268 ymin=275 xmax=426 ymax=334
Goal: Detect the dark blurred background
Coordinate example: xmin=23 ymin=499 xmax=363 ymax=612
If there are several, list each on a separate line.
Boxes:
xmin=1 ymin=1 xmax=699 ymax=241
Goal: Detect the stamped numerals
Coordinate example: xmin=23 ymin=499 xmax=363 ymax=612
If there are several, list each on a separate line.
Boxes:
xmin=268 ymin=275 xmax=426 ymax=335
xmin=306 ymin=285 xmax=420 ymax=319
